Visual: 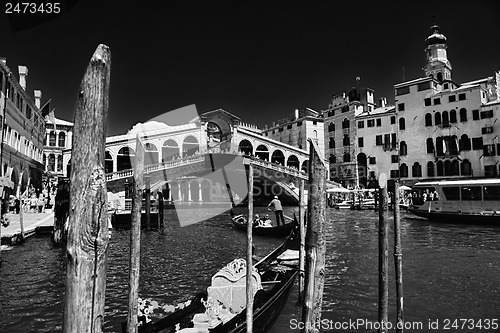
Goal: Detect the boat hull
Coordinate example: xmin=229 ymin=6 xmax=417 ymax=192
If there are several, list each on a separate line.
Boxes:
xmin=230 ymin=210 xmax=295 ymax=237
xmin=408 ymin=209 xmax=500 ymax=225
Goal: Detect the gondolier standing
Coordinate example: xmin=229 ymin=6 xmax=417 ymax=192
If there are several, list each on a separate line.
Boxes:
xmin=268 ymin=195 xmax=284 ymax=226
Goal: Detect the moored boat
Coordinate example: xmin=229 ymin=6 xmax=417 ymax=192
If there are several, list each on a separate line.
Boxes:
xmin=123 ymin=220 xmax=300 ymax=333
xmin=408 ymin=179 xmax=500 ymax=224
xmin=229 ymin=209 xmax=295 ymax=237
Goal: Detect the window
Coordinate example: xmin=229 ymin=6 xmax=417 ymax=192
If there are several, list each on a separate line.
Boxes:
xmin=482 ymin=127 xmax=494 ymax=134
xmin=442 ymin=111 xmax=450 ymax=127
xmin=358 ymin=137 xmax=364 ymax=147
xmin=49 ymin=131 xmax=56 ymax=146
xmin=437 ymin=72 xmax=443 ymax=82
xmin=395 ymin=86 xmax=410 ymax=96
xmin=328 ymin=122 xmax=335 ymax=132
xmin=367 ymin=119 xmax=375 ymax=127
xmin=483 ymin=186 xmax=500 ymax=201
xmin=434 ymin=98 xmax=441 ymax=105
xmin=472 ymin=110 xmax=479 ymax=120
xmin=461 ymin=160 xmax=472 ymax=176
xmin=426 ymin=138 xmax=434 ymax=153
xmin=398 ymin=103 xmax=405 ymax=111
xmin=399 ymin=117 xmax=406 ymax=130
xmin=357 ymin=121 xmax=364 ymax=129
xmin=343 ymin=134 xmax=349 ymax=146
xmin=450 ymin=110 xmax=457 ymax=123
xmin=400 ymin=163 xmax=408 ymax=178
xmin=342 ymin=118 xmax=350 ymax=129
xmin=425 ymin=113 xmax=432 ymax=126
xmin=480 ymin=110 xmax=493 ymax=119
xmin=391 ymin=133 xmax=397 ymax=148
xmin=459 ymin=134 xmax=471 ymax=151
xmin=390 ymin=116 xmax=396 ymax=124
xmin=458 ymin=93 xmax=466 ymax=101
xmin=287 ymin=124 xmax=292 ymax=129
xmin=329 ymin=138 xmax=335 ymax=149
xmin=384 ymin=134 xmax=391 ymax=149
xmin=472 ymin=137 xmax=483 ymax=150
xmin=459 ymin=108 xmax=467 ymax=122
xmin=297 ymin=121 xmax=303 ymax=126
xmin=427 ymin=161 xmax=435 ymax=177
xmin=461 ymin=186 xmax=481 ymax=200
xmin=343 ymin=153 xmax=351 ymax=162
xmin=448 ymin=95 xmax=456 ymax=103
xmin=341 ymin=105 xmax=349 ymax=113
xmin=329 ymin=154 xmax=336 ymax=164
xmin=442 ymin=187 xmax=460 ymax=200
xmin=484 ymin=144 xmax=496 ymax=156
xmin=399 ymin=141 xmax=407 ymax=155
xmin=485 ymin=165 xmax=498 ymax=177
xmin=412 ymin=162 xmax=422 ymax=177
xmin=278 ymin=127 xmax=283 ymax=132
xmin=369 ymin=157 xmax=376 ymax=164
xmin=376 ymin=135 xmax=383 ymax=145
xmin=390 ymin=170 xmax=399 ymax=178
xmin=443 ymin=83 xmax=449 ymax=89
xmin=391 ymin=155 xmax=399 ymax=163
xmin=417 ymin=81 xmax=431 ymax=91
xmin=424 ymin=98 xmax=431 ymax=106
xmin=58 ymin=132 xmax=66 ymax=147
xmin=435 ymin=112 xmax=441 ymax=126
xmin=376 ymin=118 xmax=382 ymax=127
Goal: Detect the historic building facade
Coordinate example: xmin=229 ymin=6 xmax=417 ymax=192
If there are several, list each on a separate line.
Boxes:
xmin=43 ymin=117 xmax=74 ymax=178
xmin=394 ymin=24 xmax=500 ymax=184
xmin=0 ymin=59 xmax=46 ymax=195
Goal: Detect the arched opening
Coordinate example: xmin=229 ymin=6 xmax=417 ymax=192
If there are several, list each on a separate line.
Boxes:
xmin=162 ymin=139 xmax=180 ymax=161
xmin=425 ymin=113 xmax=432 ymax=126
xmin=48 ymin=154 xmax=55 ymax=172
xmin=412 ymin=162 xmax=422 ymax=177
xmin=357 ymin=153 xmax=367 ymax=188
xmin=400 ymin=163 xmax=408 ymax=178
xmin=427 ymin=161 xmax=435 ymax=177
xmin=255 ymin=144 xmax=269 ymax=161
xmin=459 ymin=134 xmax=471 ymax=151
xmin=105 ymin=151 xmax=113 ymax=173
xmin=49 ymin=131 xmax=56 ymax=146
xmin=182 ymin=136 xmax=199 ymax=157
xmin=144 ymin=142 xmax=159 ymax=165
xmin=436 ymin=137 xmax=444 ymax=156
xmin=435 ymin=112 xmax=442 ymax=126
xmin=170 ymin=182 xmax=179 ymax=201
xmin=287 ymin=155 xmax=300 ymax=169
xmin=301 ymin=160 xmax=308 ymax=173
xmin=329 ymin=154 xmax=336 ymax=164
xmin=180 ymin=182 xmax=190 ymax=201
xmin=461 ymin=160 xmax=472 ymax=176
xmin=238 ymin=140 xmax=253 ymax=155
xmin=66 ymin=159 xmax=71 ymax=177
xmin=444 ymin=160 xmax=452 ymax=176
xmin=426 ymin=138 xmax=434 ymax=154
xmin=399 ymin=117 xmax=406 ymax=130
xmin=451 ymin=160 xmax=459 ymax=176
xmin=442 ymin=111 xmax=449 ymax=127
xmin=343 ymin=153 xmax=351 ymax=163
xmin=399 ymin=141 xmax=407 ymax=156
xmin=271 ymin=150 xmax=285 ymax=165
xmin=190 ymin=180 xmax=200 ymax=201
xmin=117 ymin=147 xmax=135 ymax=171
xmin=437 ymin=72 xmax=443 ymax=82
xmin=207 ymin=122 xmax=223 ymax=143
xmin=450 ymin=135 xmax=459 ymax=155
xmin=201 ymin=180 xmax=211 ymax=201
xmin=459 ymin=108 xmax=467 ymax=122
xmin=342 ymin=118 xmax=350 ymax=129
xmin=328 ymin=122 xmax=335 ymax=132
xmin=436 ymin=160 xmax=444 ymax=176
xmin=10 ymin=168 xmax=19 ymax=195
xmin=57 ymin=155 xmax=63 ymax=172
xmin=450 ymin=110 xmax=457 ymax=123
xmin=329 ymin=137 xmax=335 ymax=149
xmin=43 ymin=154 xmax=46 ymax=171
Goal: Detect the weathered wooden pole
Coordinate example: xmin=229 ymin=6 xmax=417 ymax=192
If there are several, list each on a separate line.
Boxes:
xmin=301 ymin=139 xmax=327 ymax=333
xmin=63 ymin=44 xmax=111 ymax=333
xmin=126 ymin=136 xmax=145 ymax=333
xmin=158 ymin=191 xmax=165 ymax=234
xmin=145 ymin=175 xmax=151 ymax=230
xmin=298 ymin=179 xmax=306 ymax=304
xmin=393 ymin=181 xmax=404 ymax=332
xmin=19 ymin=198 xmax=25 ymax=242
xmin=378 ymin=173 xmax=389 ymax=333
xmin=246 ymin=163 xmax=254 ymax=333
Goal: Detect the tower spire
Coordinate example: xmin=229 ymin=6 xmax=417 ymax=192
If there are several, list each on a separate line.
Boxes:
xmin=423 ymin=19 xmax=452 ymax=83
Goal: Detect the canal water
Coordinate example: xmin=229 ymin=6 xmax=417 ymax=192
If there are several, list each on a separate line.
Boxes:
xmin=1 ymin=207 xmax=499 ymax=332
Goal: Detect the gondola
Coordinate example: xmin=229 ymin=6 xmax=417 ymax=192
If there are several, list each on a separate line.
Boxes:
xmin=122 ymin=218 xmax=300 ymax=333
xmin=229 ymin=209 xmax=295 ymax=237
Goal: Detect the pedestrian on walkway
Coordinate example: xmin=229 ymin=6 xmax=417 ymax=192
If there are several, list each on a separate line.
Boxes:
xmin=267 ymin=195 xmax=285 ymax=226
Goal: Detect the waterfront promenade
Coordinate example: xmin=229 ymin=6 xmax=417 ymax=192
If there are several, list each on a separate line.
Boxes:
xmin=1 ymin=211 xmax=54 ymax=248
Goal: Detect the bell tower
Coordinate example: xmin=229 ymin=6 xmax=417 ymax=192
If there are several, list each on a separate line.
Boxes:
xmin=423 ymin=23 xmax=452 ymax=83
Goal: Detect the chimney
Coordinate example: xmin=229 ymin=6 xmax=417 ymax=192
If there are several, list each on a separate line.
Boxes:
xmin=0 ymin=57 xmax=6 ymax=65
xmin=34 ymin=90 xmax=42 ymax=108
xmin=18 ymin=66 xmax=28 ymax=90
xmin=379 ymin=97 xmax=387 ymax=108
xmin=294 ymin=108 xmax=299 ymax=120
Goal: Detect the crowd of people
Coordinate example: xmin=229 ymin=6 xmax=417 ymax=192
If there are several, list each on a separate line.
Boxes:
xmin=8 ymin=184 xmax=56 ymax=214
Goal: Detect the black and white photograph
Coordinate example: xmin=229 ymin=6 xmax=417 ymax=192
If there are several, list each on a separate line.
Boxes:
xmin=0 ymin=1 xmax=499 ymax=332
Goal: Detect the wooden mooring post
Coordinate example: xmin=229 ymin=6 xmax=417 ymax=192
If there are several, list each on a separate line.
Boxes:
xmin=158 ymin=191 xmax=164 ymax=234
xmin=301 ymin=139 xmax=327 ymax=333
xmin=63 ymin=44 xmax=111 ymax=333
xmin=246 ymin=163 xmax=254 ymax=333
xmin=378 ymin=174 xmax=389 ymax=333
xmin=298 ymin=179 xmax=306 ymax=304
xmin=393 ymin=181 xmax=404 ymax=332
xmin=126 ymin=136 xmax=145 ymax=333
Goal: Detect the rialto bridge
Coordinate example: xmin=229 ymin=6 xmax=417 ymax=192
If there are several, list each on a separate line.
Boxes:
xmin=104 ymin=109 xmax=312 ymax=205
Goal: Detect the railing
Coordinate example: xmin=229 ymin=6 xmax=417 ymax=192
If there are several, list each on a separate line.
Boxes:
xmin=106 ymin=155 xmax=205 ymax=180
xmin=246 ymin=157 xmax=308 ymax=180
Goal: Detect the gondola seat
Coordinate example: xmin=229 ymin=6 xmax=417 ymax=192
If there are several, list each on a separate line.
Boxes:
xmin=192 ymin=258 xmax=262 ymax=329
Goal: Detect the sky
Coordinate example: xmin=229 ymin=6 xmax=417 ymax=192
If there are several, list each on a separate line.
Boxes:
xmin=2 ymin=1 xmax=500 ymax=136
